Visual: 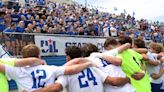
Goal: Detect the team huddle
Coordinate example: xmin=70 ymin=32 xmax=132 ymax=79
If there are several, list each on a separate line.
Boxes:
xmin=0 ymin=36 xmax=164 ymax=92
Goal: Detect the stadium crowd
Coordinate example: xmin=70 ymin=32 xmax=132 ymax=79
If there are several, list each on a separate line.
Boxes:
xmin=0 ymin=1 xmax=163 ymax=40
xmin=0 ymin=1 xmax=163 ymax=55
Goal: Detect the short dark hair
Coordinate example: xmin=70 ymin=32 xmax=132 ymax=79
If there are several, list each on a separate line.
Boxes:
xmin=81 ymin=43 xmax=98 ymax=57
xmin=65 ymin=46 xmax=81 ymax=59
xmin=104 ymin=38 xmax=118 ymax=49
xmin=134 ymin=38 xmax=145 ymax=48
xmin=119 ymin=36 xmax=132 ymax=45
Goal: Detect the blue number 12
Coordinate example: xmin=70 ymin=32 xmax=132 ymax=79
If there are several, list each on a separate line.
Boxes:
xmin=31 ymin=69 xmax=47 ymax=88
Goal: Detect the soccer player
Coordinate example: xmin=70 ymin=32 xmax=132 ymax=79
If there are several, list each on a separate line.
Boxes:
xmin=0 ymin=44 xmax=93 ymax=92
xmin=133 ymin=39 xmax=164 ymax=92
xmin=33 ymin=46 xmax=130 ymax=92
xmin=148 ymin=43 xmax=164 ymax=92
xmin=93 ymin=36 xmax=151 ymax=92
xmin=160 ymin=56 xmax=164 ymax=92
xmin=90 ymin=38 xmax=135 ymax=92
xmin=0 ymin=44 xmax=46 ymax=92
xmin=116 ymin=36 xmax=151 ymax=92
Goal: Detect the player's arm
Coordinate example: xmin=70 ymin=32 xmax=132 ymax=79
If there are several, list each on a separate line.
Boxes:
xmin=157 ymin=52 xmax=164 ymax=59
xmin=131 ymin=72 xmax=145 ymax=80
xmin=132 ymin=48 xmax=148 ymax=54
xmin=64 ymin=58 xmax=91 ymax=66
xmin=117 ymin=43 xmax=131 ymax=53
xmin=64 ymin=61 xmax=92 ymax=75
xmin=0 ymin=63 xmax=5 ymax=73
xmin=94 ymin=67 xmax=130 ymax=86
xmin=104 ymin=76 xmax=130 ymax=86
xmin=101 ymin=54 xmax=122 ymax=66
xmin=32 ymin=83 xmax=62 ymax=92
xmin=90 ymin=52 xmax=122 ymax=66
xmin=14 ymin=57 xmax=46 ymax=67
xmin=151 ymin=67 xmax=164 ymax=80
xmin=142 ymin=54 xmax=159 ymax=66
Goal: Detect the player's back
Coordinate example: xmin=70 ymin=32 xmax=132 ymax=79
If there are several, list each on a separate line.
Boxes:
xmin=65 ymin=67 xmax=106 ymax=92
xmin=89 ymin=57 xmax=135 ymax=92
xmin=6 ymin=65 xmax=65 ymax=92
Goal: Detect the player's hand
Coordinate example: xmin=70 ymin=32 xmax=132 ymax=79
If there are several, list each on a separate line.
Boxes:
xmin=158 ymin=52 xmax=164 ymax=58
xmin=22 ymin=90 xmax=27 ymax=92
xmin=142 ymin=54 xmax=149 ymax=61
xmin=125 ymin=77 xmax=131 ymax=83
xmin=151 ymin=73 xmax=160 ymax=80
xmin=91 ymin=63 xmax=99 ymax=68
xmin=131 ymin=72 xmax=145 ymax=80
xmin=90 ymin=52 xmax=103 ymax=58
xmin=125 ymin=43 xmax=131 ymax=48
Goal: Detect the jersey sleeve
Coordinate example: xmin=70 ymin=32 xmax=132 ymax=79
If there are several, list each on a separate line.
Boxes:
xmin=0 ymin=58 xmax=16 ymax=66
xmin=5 ymin=65 xmax=19 ymax=80
xmin=55 ymin=75 xmax=68 ymax=88
xmin=103 ymin=48 xmax=118 ymax=56
xmin=92 ymin=67 xmax=108 ymax=83
xmin=86 ymin=57 xmax=103 ymax=68
xmin=51 ymin=66 xmax=66 ymax=77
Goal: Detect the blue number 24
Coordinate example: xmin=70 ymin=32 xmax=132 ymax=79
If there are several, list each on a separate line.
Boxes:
xmin=78 ymin=68 xmax=98 ymax=88
xmin=31 ymin=69 xmax=47 ymax=88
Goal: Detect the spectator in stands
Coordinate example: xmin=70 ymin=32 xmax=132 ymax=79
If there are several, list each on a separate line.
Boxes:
xmin=13 ymin=3 xmax=21 ymax=11
xmin=11 ymin=10 xmax=20 ymax=24
xmin=34 ymin=26 xmax=41 ymax=33
xmin=110 ymin=24 xmax=117 ymax=37
xmin=4 ymin=11 xmax=12 ymax=27
xmin=103 ymin=24 xmax=110 ymax=37
xmin=3 ymin=23 xmax=16 ymax=55
xmin=22 ymin=23 xmax=34 ymax=46
xmin=0 ymin=11 xmax=6 ymax=32
xmin=41 ymin=24 xmax=49 ymax=33
xmin=15 ymin=21 xmax=25 ymax=55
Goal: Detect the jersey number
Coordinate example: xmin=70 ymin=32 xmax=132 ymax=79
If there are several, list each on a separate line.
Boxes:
xmin=31 ymin=69 xmax=47 ymax=88
xmin=100 ymin=58 xmax=110 ymax=67
xmin=78 ymin=68 xmax=98 ymax=88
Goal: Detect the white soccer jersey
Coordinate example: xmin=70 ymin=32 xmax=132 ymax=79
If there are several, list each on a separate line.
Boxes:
xmin=5 ymin=65 xmax=65 ymax=92
xmin=90 ymin=48 xmax=135 ymax=92
xmin=56 ymin=67 xmax=108 ymax=92
xmin=160 ymin=56 xmax=164 ymax=90
xmin=147 ymin=52 xmax=163 ymax=84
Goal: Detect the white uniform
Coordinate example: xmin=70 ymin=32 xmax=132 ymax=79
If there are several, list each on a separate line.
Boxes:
xmin=56 ymin=67 xmax=108 ymax=92
xmin=146 ymin=52 xmax=163 ymax=84
xmin=91 ymin=48 xmax=135 ymax=92
xmin=160 ymin=56 xmax=164 ymax=90
xmin=5 ymin=65 xmax=65 ymax=92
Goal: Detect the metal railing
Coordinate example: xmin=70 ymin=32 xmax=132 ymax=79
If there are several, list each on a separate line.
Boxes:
xmin=1 ymin=32 xmax=113 ymax=56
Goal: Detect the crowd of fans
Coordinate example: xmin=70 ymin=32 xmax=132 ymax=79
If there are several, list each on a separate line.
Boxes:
xmin=0 ymin=1 xmax=163 ymax=55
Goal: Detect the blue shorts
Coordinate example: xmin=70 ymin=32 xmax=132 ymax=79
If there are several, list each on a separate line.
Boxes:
xmin=151 ymin=83 xmax=162 ymax=92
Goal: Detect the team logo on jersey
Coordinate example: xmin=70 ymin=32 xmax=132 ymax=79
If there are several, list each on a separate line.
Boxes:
xmin=40 ymin=39 xmax=58 ymax=53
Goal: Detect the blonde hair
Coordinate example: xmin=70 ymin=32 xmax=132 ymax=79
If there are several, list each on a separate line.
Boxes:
xmin=22 ymin=44 xmax=40 ymax=58
xmin=149 ymin=42 xmax=164 ymax=53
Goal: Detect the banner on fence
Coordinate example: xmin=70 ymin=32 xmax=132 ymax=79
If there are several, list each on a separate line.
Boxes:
xmin=35 ymin=36 xmax=106 ymax=56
